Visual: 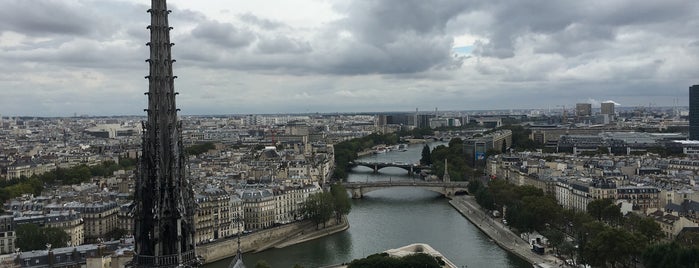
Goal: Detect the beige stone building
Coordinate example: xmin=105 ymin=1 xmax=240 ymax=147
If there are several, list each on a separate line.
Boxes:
xmin=617 ymin=186 xmax=660 ymax=212
xmin=240 ymin=189 xmax=276 ymax=230
xmin=45 ymin=211 xmax=84 ymax=247
xmin=274 ymin=184 xmax=321 ymax=224
xmin=649 ymin=210 xmax=699 ymax=240
xmin=6 ymin=162 xmax=56 ymax=180
xmin=194 ymin=188 xmax=243 ymax=244
xmin=62 ymin=202 xmax=119 ymax=243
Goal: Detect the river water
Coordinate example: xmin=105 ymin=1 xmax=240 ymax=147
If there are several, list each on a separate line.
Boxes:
xmin=206 ymin=142 xmax=530 ymax=268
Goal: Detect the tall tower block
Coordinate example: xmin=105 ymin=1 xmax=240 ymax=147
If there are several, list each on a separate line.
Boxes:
xmin=690 ymin=85 xmax=699 ymax=140
xmin=133 ymin=0 xmax=198 ymax=267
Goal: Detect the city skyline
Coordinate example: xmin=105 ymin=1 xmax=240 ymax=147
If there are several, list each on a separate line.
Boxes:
xmin=1 ymin=0 xmax=698 ymax=117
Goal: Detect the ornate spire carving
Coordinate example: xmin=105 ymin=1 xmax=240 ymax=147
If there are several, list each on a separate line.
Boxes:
xmin=133 ymin=0 xmax=198 ymax=267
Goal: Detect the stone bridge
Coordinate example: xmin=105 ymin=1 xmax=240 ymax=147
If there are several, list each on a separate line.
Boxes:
xmin=350 ymin=161 xmax=430 ymax=175
xmin=344 ymin=181 xmax=469 ymax=199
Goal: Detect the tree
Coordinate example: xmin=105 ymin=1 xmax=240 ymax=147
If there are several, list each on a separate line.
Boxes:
xmin=587 ymin=199 xmax=614 ymax=221
xmin=186 ymin=142 xmax=216 ymax=156
xmin=16 ymin=224 xmax=43 ymax=250
xmin=319 ymin=192 xmax=335 ymax=228
xmin=602 ymin=203 xmax=622 ymax=226
xmin=255 ymin=260 xmax=272 ymax=268
xmin=643 ymin=242 xmax=699 ymax=268
xmin=624 ymin=214 xmax=663 ymax=245
xmin=475 ymin=188 xmax=495 ymax=210
xmin=542 ymin=228 xmax=565 ymax=255
xmin=16 ymin=224 xmax=69 ymax=250
xmin=582 ymin=225 xmax=644 ymax=267
xmin=420 ymin=144 xmax=432 ymax=165
xmin=43 ymin=227 xmax=70 ymax=248
xmin=348 ymin=253 xmax=440 ymax=268
xmin=302 ymin=192 xmax=335 ymax=229
xmin=467 ymin=179 xmax=482 ymax=194
xmin=330 ymin=184 xmax=351 ymax=223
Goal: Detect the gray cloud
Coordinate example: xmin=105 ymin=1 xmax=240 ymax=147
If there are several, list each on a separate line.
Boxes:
xmin=238 ymin=13 xmax=285 ymax=29
xmin=0 ymin=0 xmax=96 ymax=36
xmin=1 ymin=0 xmax=698 ymax=116
xmin=256 ymin=36 xmax=312 ymax=54
xmin=190 ymin=21 xmax=255 ymax=48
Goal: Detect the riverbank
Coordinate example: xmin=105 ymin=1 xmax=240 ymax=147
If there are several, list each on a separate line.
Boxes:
xmin=449 ymin=196 xmax=562 ymax=267
xmin=198 ymin=218 xmax=349 ymax=264
xmin=273 ymin=217 xmax=349 ymax=249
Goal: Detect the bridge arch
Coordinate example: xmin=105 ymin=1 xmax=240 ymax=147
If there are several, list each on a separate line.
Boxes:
xmin=350 ymin=161 xmax=427 ymax=175
xmin=344 ymin=181 xmax=469 ymax=199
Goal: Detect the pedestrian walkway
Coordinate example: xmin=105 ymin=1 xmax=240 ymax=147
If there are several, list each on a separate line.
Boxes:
xmin=449 ymin=196 xmax=564 ymax=267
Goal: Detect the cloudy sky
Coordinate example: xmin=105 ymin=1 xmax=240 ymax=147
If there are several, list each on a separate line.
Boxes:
xmin=1 ymin=0 xmax=698 ymax=116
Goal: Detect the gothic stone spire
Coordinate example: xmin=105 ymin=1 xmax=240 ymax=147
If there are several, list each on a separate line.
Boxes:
xmin=133 ymin=0 xmax=198 ymax=267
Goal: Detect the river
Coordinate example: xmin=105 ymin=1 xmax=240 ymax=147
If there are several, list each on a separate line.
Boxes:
xmin=206 ymin=142 xmax=530 ymax=268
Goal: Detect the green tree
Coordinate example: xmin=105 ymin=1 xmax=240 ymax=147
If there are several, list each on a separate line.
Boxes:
xmin=302 ymin=192 xmax=335 ymax=229
xmin=186 ymin=142 xmax=216 ymax=156
xmin=16 ymin=224 xmax=43 ymax=250
xmin=348 ymin=253 xmax=440 ymax=268
xmin=624 ymin=214 xmax=663 ymax=245
xmin=542 ymin=228 xmax=565 ymax=255
xmin=582 ymin=225 xmax=644 ymax=267
xmin=420 ymin=144 xmax=432 ymax=165
xmin=587 ymin=198 xmax=614 ymax=222
xmin=602 ymin=203 xmax=622 ymax=226
xmin=467 ymin=179 xmax=482 ymax=194
xmin=319 ymin=191 xmax=335 ymax=228
xmin=643 ymin=242 xmax=699 ymax=268
xmin=475 ymin=188 xmax=495 ymax=210
xmin=16 ymin=224 xmax=69 ymax=250
xmin=330 ymin=184 xmax=351 ymax=223
xmin=255 ymin=260 xmax=272 ymax=268
xmin=43 ymin=227 xmax=70 ymax=248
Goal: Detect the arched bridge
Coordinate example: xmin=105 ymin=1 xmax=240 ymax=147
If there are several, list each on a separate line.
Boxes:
xmin=344 ymin=181 xmax=469 ymax=199
xmin=350 ymin=161 xmax=430 ymax=174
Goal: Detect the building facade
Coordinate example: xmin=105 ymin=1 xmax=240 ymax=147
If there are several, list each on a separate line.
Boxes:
xmin=601 ymin=102 xmax=615 ymax=116
xmin=617 ymin=186 xmax=660 ymax=212
xmin=576 ymin=103 xmax=592 ymax=117
xmin=240 ymin=189 xmax=276 ymax=230
xmin=63 ymin=202 xmax=118 ymax=244
xmin=0 ymin=215 xmax=15 ymax=254
xmin=45 ymin=211 xmax=84 ymax=247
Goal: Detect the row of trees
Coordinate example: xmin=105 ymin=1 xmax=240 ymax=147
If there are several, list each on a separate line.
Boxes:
xmin=301 ymin=184 xmax=352 ymax=229
xmin=468 ymin=178 xmax=698 ymax=267
xmin=395 ymin=127 xmax=433 ymax=139
xmin=185 ymin=142 xmax=216 ymax=156
xmin=2 ymin=142 xmax=217 ymax=203
xmin=333 ymin=133 xmax=400 ymax=179
xmin=0 ymin=158 xmax=137 ymax=204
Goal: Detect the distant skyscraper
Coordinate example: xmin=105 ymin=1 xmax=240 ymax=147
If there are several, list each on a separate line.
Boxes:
xmin=601 ymin=102 xmax=615 ymax=115
xmin=133 ymin=0 xmax=198 ymax=267
xmin=690 ymin=85 xmax=699 ymax=140
xmin=576 ymin=103 xmax=592 ymax=117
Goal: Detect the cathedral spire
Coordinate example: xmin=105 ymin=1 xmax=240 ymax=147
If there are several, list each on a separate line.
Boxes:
xmin=133 ymin=0 xmax=198 ymax=267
